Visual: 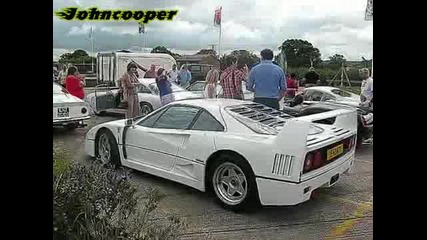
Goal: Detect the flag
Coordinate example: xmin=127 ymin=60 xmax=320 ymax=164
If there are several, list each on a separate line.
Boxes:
xmin=88 ymin=27 xmax=93 ymax=39
xmin=214 ymin=7 xmax=222 ymax=27
xmin=365 ymin=0 xmax=373 ymax=21
xmin=139 ymin=22 xmax=145 ymax=34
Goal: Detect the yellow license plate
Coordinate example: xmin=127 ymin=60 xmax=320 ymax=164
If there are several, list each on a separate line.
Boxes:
xmin=327 ymin=144 xmax=344 ymax=161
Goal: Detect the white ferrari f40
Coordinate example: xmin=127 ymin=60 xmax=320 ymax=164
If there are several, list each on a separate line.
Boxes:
xmin=85 ymin=99 xmax=357 ymax=211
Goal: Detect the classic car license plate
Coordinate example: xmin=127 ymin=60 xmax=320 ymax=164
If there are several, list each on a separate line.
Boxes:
xmin=327 ymin=144 xmax=343 ymax=161
xmin=57 ymin=107 xmax=70 ymax=118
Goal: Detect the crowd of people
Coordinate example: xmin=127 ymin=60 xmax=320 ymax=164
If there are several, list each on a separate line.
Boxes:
xmin=118 ymin=61 xmax=185 ymax=118
xmin=54 ymin=48 xmax=373 ymax=119
xmin=54 ymin=64 xmax=86 ymax=100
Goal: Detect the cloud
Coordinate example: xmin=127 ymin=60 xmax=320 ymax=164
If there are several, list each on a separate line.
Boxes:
xmin=53 ymin=0 xmax=373 ymax=60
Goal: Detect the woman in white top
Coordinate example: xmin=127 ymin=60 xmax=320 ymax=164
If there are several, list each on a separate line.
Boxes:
xmin=203 ymin=69 xmax=220 ymax=98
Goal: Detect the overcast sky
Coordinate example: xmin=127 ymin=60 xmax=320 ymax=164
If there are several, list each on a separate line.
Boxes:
xmin=53 ymin=0 xmax=373 ymax=61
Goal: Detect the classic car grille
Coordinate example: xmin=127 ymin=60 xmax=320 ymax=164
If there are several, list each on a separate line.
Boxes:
xmin=53 ymin=105 xmax=89 ymax=119
xmin=271 ymin=154 xmax=295 ymax=176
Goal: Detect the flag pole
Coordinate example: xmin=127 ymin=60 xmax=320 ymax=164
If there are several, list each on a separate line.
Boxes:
xmin=90 ymin=27 xmax=94 ymax=72
xmin=144 ymin=32 xmax=146 ymax=50
xmin=364 ymin=0 xmax=373 ymax=77
xmin=91 ymin=37 xmax=94 ymax=72
xmin=215 ymin=6 xmax=222 ymax=59
xmin=219 ymin=7 xmax=222 ymax=59
xmin=218 ymin=7 xmax=222 ymax=59
xmin=139 ymin=22 xmax=146 ymax=52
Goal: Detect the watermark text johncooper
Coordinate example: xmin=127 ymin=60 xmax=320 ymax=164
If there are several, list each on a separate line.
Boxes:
xmin=54 ymin=7 xmax=179 ymax=23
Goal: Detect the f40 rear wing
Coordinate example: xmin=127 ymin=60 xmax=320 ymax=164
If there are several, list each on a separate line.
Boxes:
xmin=295 ymin=109 xmax=358 ymax=133
xmin=273 ymin=109 xmax=357 ymax=167
xmin=275 ymin=109 xmax=357 ymax=146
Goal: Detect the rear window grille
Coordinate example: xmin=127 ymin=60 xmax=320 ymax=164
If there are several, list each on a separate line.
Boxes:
xmin=226 ymin=104 xmax=293 ymax=132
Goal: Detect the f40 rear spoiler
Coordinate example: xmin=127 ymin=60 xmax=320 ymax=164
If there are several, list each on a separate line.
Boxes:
xmin=295 ymin=109 xmax=358 ymax=133
xmin=275 ymin=109 xmax=358 ymax=146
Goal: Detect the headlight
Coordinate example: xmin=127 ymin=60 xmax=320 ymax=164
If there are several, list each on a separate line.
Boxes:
xmin=362 ymin=113 xmax=373 ymax=126
xmin=86 ymin=128 xmax=96 ymax=140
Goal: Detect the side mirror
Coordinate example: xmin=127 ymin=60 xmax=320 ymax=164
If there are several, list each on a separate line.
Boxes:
xmin=125 ymin=119 xmax=134 ymax=127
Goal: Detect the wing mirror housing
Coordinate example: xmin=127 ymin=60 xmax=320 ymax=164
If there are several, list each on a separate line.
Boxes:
xmin=125 ymin=118 xmax=135 ymax=128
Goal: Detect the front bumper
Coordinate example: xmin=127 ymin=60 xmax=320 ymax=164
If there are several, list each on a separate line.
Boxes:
xmin=359 ymin=124 xmax=373 ymax=142
xmin=85 ymin=139 xmax=96 ymax=157
xmin=53 ymin=116 xmax=90 ymax=127
xmin=256 ymin=152 xmax=354 ymax=206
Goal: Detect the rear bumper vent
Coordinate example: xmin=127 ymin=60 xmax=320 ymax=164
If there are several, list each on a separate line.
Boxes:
xmin=272 ymin=154 xmax=295 ymax=176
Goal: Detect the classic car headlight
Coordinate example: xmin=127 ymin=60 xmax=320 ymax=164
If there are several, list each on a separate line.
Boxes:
xmin=81 ymin=107 xmax=87 ymax=114
xmin=361 ymin=113 xmax=373 ymax=126
xmin=86 ymin=128 xmax=96 ymax=140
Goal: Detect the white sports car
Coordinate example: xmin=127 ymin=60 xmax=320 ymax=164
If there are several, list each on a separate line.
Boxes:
xmin=86 ymin=78 xmax=199 ymax=116
xmin=53 ymin=83 xmax=90 ymax=129
xmin=302 ymin=86 xmax=361 ymax=107
xmin=85 ymin=98 xmax=357 ymax=211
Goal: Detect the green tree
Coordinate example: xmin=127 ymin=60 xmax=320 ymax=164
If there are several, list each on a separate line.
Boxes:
xmin=220 ymin=50 xmax=260 ymax=70
xmin=58 ymin=49 xmax=95 ymax=65
xmin=328 ymin=54 xmax=346 ymax=68
xmin=277 ymin=39 xmax=322 ymax=68
xmin=151 ymin=46 xmax=180 ymax=59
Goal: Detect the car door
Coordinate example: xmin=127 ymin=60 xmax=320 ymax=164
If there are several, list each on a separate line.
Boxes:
xmin=95 ymin=54 xmax=117 ymax=111
xmin=175 ymin=109 xmax=225 ymax=164
xmin=124 ymin=105 xmax=200 ymax=171
xmin=94 ymin=84 xmax=116 ymax=111
xmin=137 ymin=84 xmax=161 ymax=111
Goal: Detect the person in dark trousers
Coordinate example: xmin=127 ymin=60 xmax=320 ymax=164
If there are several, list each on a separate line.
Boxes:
xmin=304 ymin=67 xmax=319 ymax=87
xmin=246 ymin=49 xmax=286 ymax=110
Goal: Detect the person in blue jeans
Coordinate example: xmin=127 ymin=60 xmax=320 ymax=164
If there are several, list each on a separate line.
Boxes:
xmin=178 ymin=65 xmax=192 ymax=88
xmin=156 ymin=68 xmax=175 ymax=106
xmin=246 ymin=49 xmax=287 ymax=110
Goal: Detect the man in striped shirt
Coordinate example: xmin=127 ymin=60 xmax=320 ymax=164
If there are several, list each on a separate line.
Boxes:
xmin=219 ymin=56 xmax=248 ymax=99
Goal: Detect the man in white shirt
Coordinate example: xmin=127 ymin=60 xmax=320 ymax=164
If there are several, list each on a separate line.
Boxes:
xmin=58 ymin=65 xmax=68 ymax=86
xmin=167 ymin=64 xmax=179 ymax=84
xmin=359 ymin=68 xmax=373 ymax=107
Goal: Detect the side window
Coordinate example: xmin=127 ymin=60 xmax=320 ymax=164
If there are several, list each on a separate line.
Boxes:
xmin=191 ymin=110 xmax=224 ymax=131
xmin=191 ymin=65 xmax=201 ymax=72
xmin=322 ymin=93 xmax=336 ymax=101
xmin=137 ymin=107 xmax=168 ymax=127
xmin=148 ymin=83 xmax=159 ymax=95
xmin=152 ymin=106 xmax=200 ymax=130
xmin=189 ymin=83 xmax=204 ymax=91
xmin=310 ymin=91 xmax=323 ymax=101
xmin=331 ymin=89 xmax=351 ymax=97
xmin=303 ymin=90 xmax=312 ymax=101
xmin=202 ymin=66 xmax=211 ymax=72
xmin=138 ymin=84 xmax=151 ymax=94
